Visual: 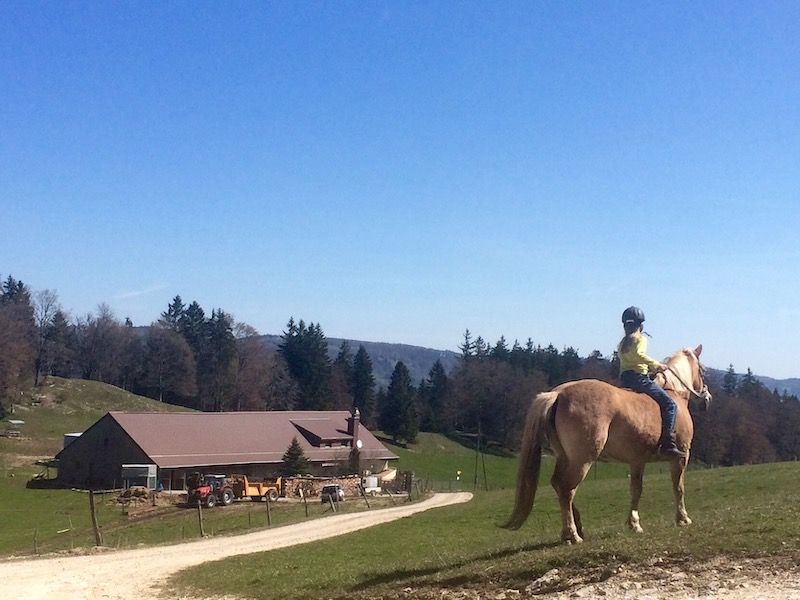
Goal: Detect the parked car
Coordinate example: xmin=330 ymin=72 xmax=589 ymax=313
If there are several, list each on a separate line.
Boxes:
xmin=320 ymin=484 xmax=345 ymax=503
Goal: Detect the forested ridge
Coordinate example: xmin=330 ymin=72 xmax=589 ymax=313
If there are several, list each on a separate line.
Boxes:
xmin=1 ymin=273 xmax=798 ymax=466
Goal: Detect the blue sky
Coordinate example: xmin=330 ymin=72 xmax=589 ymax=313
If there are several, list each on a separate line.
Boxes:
xmin=2 ymin=2 xmax=799 ymax=379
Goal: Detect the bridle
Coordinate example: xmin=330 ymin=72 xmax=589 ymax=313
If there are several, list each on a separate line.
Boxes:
xmin=665 ymin=364 xmax=712 ymax=405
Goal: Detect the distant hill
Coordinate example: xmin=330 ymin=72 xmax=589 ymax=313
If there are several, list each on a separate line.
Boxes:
xmin=258 ymin=335 xmax=461 ymax=388
xmin=755 ymin=375 xmax=800 ymax=398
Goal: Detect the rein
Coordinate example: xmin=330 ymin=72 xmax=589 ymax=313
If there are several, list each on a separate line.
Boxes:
xmin=665 ymin=365 xmax=711 ymax=402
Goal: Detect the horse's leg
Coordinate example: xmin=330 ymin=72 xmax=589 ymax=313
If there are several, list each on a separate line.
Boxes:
xmin=670 ymin=455 xmax=692 ymax=526
xmin=573 ymin=504 xmax=583 ymax=539
xmin=626 ymin=462 xmax=645 ymax=533
xmin=551 ymin=456 xmax=591 ymax=544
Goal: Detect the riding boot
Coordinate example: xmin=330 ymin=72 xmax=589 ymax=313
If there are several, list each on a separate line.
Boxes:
xmin=659 ymin=431 xmax=686 ymax=458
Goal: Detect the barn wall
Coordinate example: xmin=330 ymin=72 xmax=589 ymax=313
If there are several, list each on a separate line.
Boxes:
xmin=57 ymin=416 xmax=151 ymax=489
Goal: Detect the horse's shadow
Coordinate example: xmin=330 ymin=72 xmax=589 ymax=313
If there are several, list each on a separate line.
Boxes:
xmin=348 ymin=539 xmax=558 ymax=592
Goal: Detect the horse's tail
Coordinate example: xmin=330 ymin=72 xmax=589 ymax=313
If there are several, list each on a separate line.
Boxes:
xmin=502 ymin=390 xmax=558 ymax=530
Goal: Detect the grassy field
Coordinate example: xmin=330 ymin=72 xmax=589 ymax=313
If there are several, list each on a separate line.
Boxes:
xmin=170 ymin=461 xmax=800 ymax=600
xmin=3 ymin=377 xmax=798 ymax=600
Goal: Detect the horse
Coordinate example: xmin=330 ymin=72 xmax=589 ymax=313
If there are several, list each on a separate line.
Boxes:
xmin=503 ymin=345 xmax=712 ymax=544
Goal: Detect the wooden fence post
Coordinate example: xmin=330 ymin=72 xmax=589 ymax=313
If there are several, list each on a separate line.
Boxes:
xmin=196 ymin=500 xmax=205 ymax=537
xmin=89 ymin=490 xmax=104 ymax=546
xmin=359 ymin=483 xmax=371 ymax=508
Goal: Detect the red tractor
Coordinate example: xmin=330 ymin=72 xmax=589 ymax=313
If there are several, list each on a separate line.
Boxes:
xmin=187 ymin=473 xmax=235 ymax=508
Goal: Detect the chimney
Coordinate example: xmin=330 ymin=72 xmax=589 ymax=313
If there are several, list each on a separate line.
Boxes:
xmin=349 ymin=408 xmax=361 ymax=448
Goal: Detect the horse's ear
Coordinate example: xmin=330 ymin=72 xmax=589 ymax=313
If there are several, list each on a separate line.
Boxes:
xmin=694 ymin=344 xmax=703 ymax=357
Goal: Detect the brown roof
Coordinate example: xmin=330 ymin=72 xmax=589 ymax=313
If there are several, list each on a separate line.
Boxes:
xmin=107 ymin=411 xmax=397 ymax=469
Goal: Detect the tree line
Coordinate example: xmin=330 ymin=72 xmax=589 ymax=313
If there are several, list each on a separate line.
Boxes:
xmin=1 ymin=272 xmax=798 ymax=466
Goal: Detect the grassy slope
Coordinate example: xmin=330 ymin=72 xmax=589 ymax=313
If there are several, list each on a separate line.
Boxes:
xmin=0 ymin=376 xmax=190 ymax=471
xmin=173 ymin=461 xmax=800 ymax=600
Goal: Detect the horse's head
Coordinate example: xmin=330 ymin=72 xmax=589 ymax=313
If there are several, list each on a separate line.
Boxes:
xmin=665 ymin=345 xmax=712 ymax=410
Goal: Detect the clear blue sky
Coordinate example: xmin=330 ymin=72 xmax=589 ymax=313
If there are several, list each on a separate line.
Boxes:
xmin=2 ymin=2 xmax=799 ymax=379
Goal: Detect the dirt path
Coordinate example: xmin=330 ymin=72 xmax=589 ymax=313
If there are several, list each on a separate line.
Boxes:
xmin=0 ymin=492 xmax=473 ymax=600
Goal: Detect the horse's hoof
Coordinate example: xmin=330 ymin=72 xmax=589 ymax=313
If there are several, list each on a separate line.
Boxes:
xmin=627 ymin=523 xmax=644 ymax=534
xmin=562 ymin=534 xmax=584 ymax=545
xmin=677 ymin=517 xmax=692 ymax=527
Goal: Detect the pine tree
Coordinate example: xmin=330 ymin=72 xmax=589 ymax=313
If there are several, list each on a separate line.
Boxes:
xmin=723 ymin=364 xmax=738 ymax=395
xmin=179 ymin=301 xmax=206 ymax=356
xmin=160 ymin=295 xmax=185 ymax=331
xmin=198 ymin=309 xmax=237 ymax=411
xmin=278 ymin=319 xmax=333 ymax=410
xmin=331 ymin=340 xmax=354 ymax=411
xmin=351 ymin=345 xmax=376 ymax=425
xmin=379 ymin=361 xmax=418 ymax=444
xmin=280 ymin=437 xmax=310 ymax=476
xmin=420 ymin=359 xmax=450 ymax=433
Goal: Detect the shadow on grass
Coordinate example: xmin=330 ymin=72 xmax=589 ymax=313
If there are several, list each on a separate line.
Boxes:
xmin=26 ymin=477 xmax=66 ymax=489
xmin=348 ymin=540 xmax=558 ymax=592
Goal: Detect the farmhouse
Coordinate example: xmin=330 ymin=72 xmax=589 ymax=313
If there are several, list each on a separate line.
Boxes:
xmin=56 ymin=409 xmax=398 ymax=490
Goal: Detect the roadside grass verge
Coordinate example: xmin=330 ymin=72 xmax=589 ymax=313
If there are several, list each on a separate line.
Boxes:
xmin=171 ymin=461 xmax=800 ymax=600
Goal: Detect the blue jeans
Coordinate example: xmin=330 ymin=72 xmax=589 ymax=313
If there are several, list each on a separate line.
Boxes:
xmin=620 ymin=370 xmax=678 ymax=434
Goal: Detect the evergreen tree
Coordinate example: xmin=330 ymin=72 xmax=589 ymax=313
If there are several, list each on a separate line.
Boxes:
xmin=351 ymin=344 xmax=376 ymax=425
xmin=722 ymin=364 xmax=738 ymax=395
xmin=45 ymin=309 xmax=76 ymax=378
xmin=491 ymin=336 xmax=510 ymax=360
xmin=278 ymin=318 xmax=333 ymax=410
xmin=160 ymin=295 xmax=185 ymax=331
xmin=198 ymin=309 xmax=237 ymax=411
xmin=179 ymin=301 xmax=206 ymax=356
xmin=419 ymin=359 xmax=450 ymax=433
xmin=379 ymin=361 xmax=418 ymax=444
xmin=0 ymin=275 xmax=35 ymax=404
xmin=280 ymin=436 xmax=310 ymax=476
xmin=739 ymin=368 xmax=759 ymax=396
xmin=331 ymin=340 xmax=354 ymax=411
xmin=459 ymin=329 xmax=475 ymax=359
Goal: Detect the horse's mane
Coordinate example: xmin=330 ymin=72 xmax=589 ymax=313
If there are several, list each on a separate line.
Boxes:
xmin=665 ymin=347 xmax=704 ymax=370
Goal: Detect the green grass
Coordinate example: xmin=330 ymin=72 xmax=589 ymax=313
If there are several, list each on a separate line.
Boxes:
xmin=7 ymin=377 xmax=796 ymax=600
xmin=170 ymin=461 xmax=800 ymax=600
xmin=0 ymin=466 xmax=424 ymax=557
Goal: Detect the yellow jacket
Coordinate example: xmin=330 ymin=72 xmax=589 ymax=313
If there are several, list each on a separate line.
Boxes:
xmin=618 ymin=334 xmax=661 ymax=375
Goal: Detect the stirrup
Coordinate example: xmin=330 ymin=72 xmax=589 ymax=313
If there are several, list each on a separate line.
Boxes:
xmin=659 ymin=445 xmax=686 ymax=458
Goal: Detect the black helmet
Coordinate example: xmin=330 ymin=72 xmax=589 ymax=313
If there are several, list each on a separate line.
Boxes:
xmin=621 ymin=306 xmax=645 ymax=324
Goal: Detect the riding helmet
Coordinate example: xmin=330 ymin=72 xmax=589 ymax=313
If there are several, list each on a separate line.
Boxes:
xmin=621 ymin=306 xmax=645 ymax=324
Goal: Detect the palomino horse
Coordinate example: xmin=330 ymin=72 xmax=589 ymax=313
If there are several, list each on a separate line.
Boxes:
xmin=504 ymin=345 xmax=711 ymax=544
